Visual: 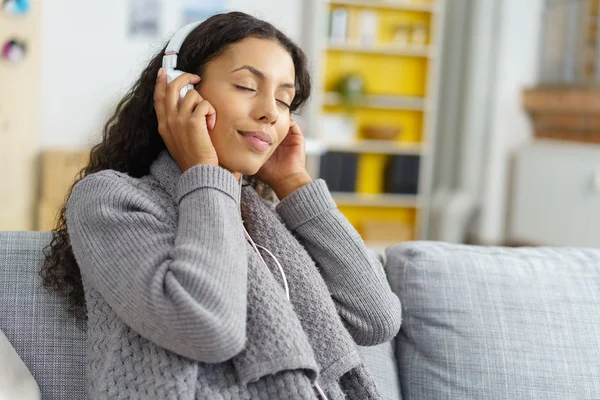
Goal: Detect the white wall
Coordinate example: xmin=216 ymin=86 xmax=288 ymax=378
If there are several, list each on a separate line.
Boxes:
xmin=475 ymin=0 xmax=544 ymax=244
xmin=227 ymin=0 xmax=302 ymax=41
xmin=40 ymin=0 xmax=302 ymax=148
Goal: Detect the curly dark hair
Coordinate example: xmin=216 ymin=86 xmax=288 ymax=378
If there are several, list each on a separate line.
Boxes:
xmin=40 ymin=11 xmax=312 ymax=324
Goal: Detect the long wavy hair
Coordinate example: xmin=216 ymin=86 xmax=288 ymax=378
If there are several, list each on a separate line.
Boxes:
xmin=40 ymin=11 xmax=312 ymax=323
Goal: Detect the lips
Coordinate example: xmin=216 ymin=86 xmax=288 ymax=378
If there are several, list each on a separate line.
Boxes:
xmin=238 ymin=130 xmax=273 ymax=145
xmin=239 ymin=130 xmax=273 ymax=152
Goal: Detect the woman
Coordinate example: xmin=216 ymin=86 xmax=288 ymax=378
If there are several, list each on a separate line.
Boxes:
xmin=41 ymin=12 xmax=401 ymax=400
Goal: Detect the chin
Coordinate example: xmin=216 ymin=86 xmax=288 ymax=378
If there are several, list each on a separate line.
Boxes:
xmin=221 ymin=160 xmax=261 ymax=177
xmin=218 ymin=143 xmax=270 ymax=177
xmin=238 ymin=167 xmax=261 ymax=177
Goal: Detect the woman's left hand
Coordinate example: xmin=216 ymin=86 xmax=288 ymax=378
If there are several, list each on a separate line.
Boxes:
xmin=256 ymin=120 xmax=312 ymax=199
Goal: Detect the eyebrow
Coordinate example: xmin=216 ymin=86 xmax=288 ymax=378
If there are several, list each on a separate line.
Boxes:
xmin=230 ymin=65 xmax=295 ymax=89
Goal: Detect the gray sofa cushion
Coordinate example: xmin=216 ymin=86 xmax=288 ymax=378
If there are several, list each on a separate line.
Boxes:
xmin=0 ymin=231 xmax=86 ymax=400
xmin=359 ymin=248 xmax=402 ymax=400
xmin=385 ymin=241 xmax=600 ymax=400
xmin=358 ymin=342 xmax=402 ymax=400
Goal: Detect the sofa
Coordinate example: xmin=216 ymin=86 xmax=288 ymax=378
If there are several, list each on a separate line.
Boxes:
xmin=1 ymin=230 xmax=599 ymax=399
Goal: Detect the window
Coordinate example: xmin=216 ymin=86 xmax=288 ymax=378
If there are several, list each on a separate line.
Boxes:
xmin=540 ymin=0 xmax=600 ymax=83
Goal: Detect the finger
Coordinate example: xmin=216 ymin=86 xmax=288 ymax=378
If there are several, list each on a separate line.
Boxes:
xmin=179 ymin=88 xmax=201 ymax=117
xmin=292 ymin=121 xmax=306 ymax=152
xmin=206 ymin=111 xmax=216 ymax=131
xmin=191 ymin=99 xmax=217 ymax=131
xmin=154 ymin=68 xmax=170 ymax=136
xmin=165 ymin=73 xmax=201 ymax=116
xmin=289 ymin=120 xmax=303 ymax=135
xmin=154 ymin=68 xmax=167 ymax=123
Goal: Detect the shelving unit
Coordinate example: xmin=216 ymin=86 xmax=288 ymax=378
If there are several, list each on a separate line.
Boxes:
xmin=301 ymin=0 xmax=445 ymax=243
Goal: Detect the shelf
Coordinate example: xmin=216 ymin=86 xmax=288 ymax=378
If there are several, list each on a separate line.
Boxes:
xmin=306 ymin=138 xmax=423 ymax=155
xmin=327 ymin=42 xmax=433 ymax=57
xmin=332 ymin=192 xmax=420 ymax=207
xmin=323 ymin=92 xmax=427 ymax=110
xmin=326 ymin=0 xmax=438 ymax=12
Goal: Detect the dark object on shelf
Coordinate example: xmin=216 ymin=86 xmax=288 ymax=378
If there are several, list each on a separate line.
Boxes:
xmin=319 ymin=152 xmax=358 ymax=192
xmin=384 ymin=156 xmax=420 ymax=194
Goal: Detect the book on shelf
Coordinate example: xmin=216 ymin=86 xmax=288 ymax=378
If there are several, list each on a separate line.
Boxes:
xmin=319 ymin=152 xmax=359 ymax=192
xmin=384 ymin=155 xmax=420 ymax=194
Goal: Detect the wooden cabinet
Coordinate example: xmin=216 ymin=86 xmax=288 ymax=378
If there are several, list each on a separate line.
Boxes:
xmin=510 ymin=140 xmax=600 ymax=247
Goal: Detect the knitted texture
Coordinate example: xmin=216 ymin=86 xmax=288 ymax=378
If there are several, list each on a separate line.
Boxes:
xmin=240 ymin=187 xmax=382 ymax=399
xmin=66 ymin=150 xmax=402 ymax=399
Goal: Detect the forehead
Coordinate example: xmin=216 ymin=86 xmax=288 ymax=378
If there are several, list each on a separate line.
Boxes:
xmin=210 ymin=37 xmax=295 ymax=80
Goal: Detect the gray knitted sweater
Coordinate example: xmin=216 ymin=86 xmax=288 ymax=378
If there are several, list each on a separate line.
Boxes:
xmin=67 ymin=151 xmax=402 ymax=399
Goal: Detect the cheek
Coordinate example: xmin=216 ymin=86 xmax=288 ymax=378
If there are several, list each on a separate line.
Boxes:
xmin=275 ymin=120 xmax=291 ymax=143
xmin=197 ymin=86 xmax=234 ymax=127
xmin=210 ymin=102 xmax=236 ymax=134
xmin=207 ymin=105 xmax=234 ymax=147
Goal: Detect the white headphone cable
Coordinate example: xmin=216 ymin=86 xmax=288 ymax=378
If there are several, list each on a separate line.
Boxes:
xmin=241 ymin=225 xmax=290 ymax=301
xmin=238 ymin=175 xmax=328 ymax=400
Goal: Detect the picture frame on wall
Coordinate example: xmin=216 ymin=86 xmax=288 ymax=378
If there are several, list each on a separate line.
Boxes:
xmin=128 ymin=0 xmax=160 ymax=38
xmin=179 ymin=0 xmax=226 ymax=25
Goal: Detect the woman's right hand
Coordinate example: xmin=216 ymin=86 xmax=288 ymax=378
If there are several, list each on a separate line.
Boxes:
xmin=154 ymin=67 xmax=219 ymax=172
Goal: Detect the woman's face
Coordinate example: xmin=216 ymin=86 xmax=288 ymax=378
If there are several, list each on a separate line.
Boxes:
xmin=197 ymin=37 xmax=296 ymax=179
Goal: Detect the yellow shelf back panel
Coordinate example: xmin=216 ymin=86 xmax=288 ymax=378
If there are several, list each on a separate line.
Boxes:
xmin=333 ymin=5 xmax=434 ymax=44
xmin=338 ymin=206 xmax=417 ymax=240
xmin=324 ymin=52 xmax=428 ymax=97
xmin=375 ymin=8 xmax=432 ymax=44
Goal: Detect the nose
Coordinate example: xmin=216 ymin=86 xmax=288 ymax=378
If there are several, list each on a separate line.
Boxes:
xmin=253 ymin=94 xmax=278 ymax=125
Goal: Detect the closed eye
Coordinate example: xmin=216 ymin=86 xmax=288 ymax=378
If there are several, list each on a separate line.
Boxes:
xmin=236 ymin=85 xmax=290 ymax=109
xmin=235 ymin=85 xmax=255 ymax=92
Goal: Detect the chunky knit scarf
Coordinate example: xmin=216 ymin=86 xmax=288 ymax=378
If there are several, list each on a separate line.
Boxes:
xmin=235 ymin=184 xmax=381 ymax=399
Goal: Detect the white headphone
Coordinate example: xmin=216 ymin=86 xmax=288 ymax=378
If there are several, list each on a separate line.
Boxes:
xmin=162 ymin=21 xmax=203 ymax=101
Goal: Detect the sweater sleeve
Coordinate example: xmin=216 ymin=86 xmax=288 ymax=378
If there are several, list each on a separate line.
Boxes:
xmin=275 ymin=179 xmax=402 ymax=346
xmin=67 ymin=165 xmax=248 ymax=363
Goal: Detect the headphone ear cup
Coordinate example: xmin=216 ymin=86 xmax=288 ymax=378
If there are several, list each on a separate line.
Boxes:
xmin=165 ymin=68 xmax=184 ymax=84
xmin=165 ymin=68 xmax=194 ymax=102
xmin=179 ymin=84 xmax=195 ymax=102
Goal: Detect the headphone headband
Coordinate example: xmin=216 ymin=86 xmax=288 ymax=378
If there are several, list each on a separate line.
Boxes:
xmin=162 ymin=21 xmax=203 ymax=70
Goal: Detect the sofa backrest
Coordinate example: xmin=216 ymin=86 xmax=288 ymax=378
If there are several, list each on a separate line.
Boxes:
xmin=385 ymin=241 xmax=600 ymax=400
xmin=0 ymin=231 xmax=86 ymax=400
